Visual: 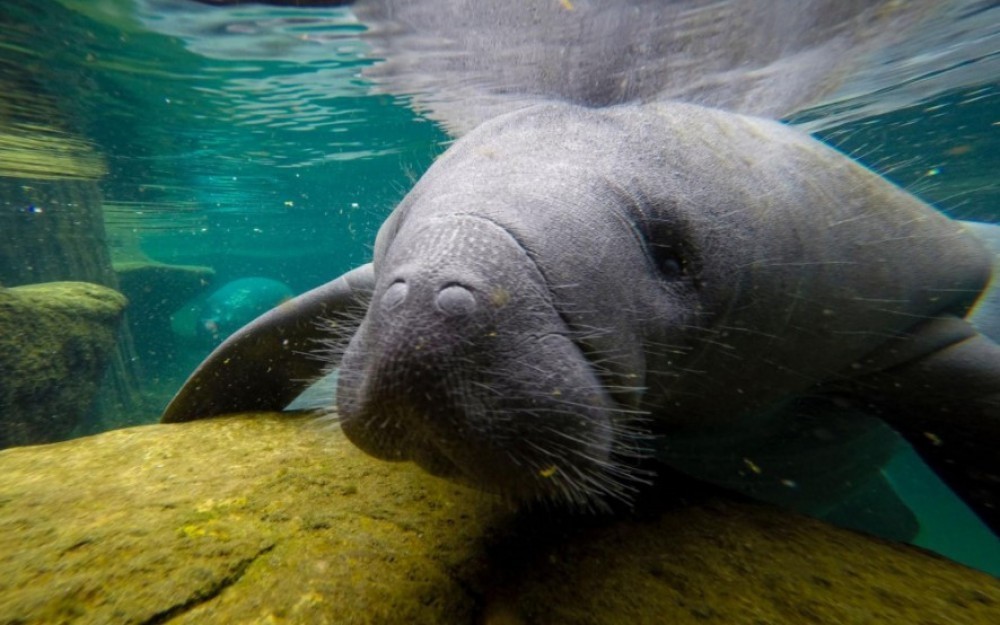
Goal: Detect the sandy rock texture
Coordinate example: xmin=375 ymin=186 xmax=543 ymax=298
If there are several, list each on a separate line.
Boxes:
xmin=0 ymin=413 xmax=997 ymax=624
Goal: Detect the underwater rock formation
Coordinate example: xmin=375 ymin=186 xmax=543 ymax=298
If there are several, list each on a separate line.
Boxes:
xmin=0 ymin=413 xmax=996 ymax=624
xmin=115 ymin=260 xmax=215 ymax=358
xmin=0 ymin=282 xmax=126 ymax=448
xmin=0 ymin=64 xmax=140 ymax=417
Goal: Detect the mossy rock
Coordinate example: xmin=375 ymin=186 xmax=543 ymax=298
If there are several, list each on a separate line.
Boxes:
xmin=0 ymin=282 xmax=126 ymax=448
xmin=0 ymin=413 xmax=996 ymax=624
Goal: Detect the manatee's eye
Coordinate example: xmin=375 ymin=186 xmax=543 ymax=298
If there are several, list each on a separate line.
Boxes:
xmin=644 ymin=218 xmax=696 ymax=284
xmin=652 ymin=246 xmax=685 ymax=281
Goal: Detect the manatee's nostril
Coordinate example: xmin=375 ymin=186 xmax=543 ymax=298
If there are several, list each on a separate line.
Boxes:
xmin=382 ymin=280 xmax=409 ymax=310
xmin=436 ymin=284 xmax=477 ymax=316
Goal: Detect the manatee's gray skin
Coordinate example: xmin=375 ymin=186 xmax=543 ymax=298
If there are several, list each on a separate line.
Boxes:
xmin=164 ymin=101 xmax=1000 ymax=534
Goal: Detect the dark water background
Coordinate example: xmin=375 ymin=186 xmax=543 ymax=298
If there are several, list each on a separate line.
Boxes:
xmin=1 ymin=0 xmax=998 ymax=577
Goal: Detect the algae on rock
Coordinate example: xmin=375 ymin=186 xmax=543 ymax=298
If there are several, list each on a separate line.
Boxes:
xmin=0 ymin=281 xmax=126 ymax=448
xmin=0 ymin=413 xmax=997 ymax=624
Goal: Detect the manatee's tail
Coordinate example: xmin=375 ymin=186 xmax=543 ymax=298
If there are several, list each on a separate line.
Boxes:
xmin=161 ymin=263 xmax=374 ymax=423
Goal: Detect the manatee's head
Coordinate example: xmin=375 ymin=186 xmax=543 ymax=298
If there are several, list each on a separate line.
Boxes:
xmin=198 ymin=316 xmax=222 ymax=342
xmin=197 ymin=301 xmax=228 ymax=343
xmin=198 ymin=301 xmax=244 ymax=344
xmin=197 ymin=279 xmax=294 ymax=345
xmin=336 ymin=105 xmax=708 ymax=507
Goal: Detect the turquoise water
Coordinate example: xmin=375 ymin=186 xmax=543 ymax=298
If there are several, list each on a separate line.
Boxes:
xmin=2 ymin=0 xmax=999 ymax=581
xmin=2 ymin=0 xmax=449 ymax=419
xmin=50 ymin=1 xmax=448 ymax=287
xmin=805 ymin=86 xmax=999 ymax=223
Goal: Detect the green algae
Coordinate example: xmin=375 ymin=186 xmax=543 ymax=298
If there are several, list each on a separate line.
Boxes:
xmin=0 ymin=281 xmax=126 ymax=447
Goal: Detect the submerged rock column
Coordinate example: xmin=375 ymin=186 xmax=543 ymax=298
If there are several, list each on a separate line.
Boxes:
xmin=0 ymin=282 xmax=126 ymax=447
xmin=0 ymin=57 xmax=141 ymax=441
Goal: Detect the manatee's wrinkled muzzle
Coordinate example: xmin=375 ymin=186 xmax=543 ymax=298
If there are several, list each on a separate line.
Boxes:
xmin=336 ymin=214 xmax=629 ymax=505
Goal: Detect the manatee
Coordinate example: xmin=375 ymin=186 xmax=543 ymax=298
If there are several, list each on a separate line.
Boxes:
xmin=162 ymin=100 xmax=1000 ymax=533
xmin=172 ymin=277 xmax=293 ymax=344
xmin=162 ymin=1 xmax=1000 ymax=535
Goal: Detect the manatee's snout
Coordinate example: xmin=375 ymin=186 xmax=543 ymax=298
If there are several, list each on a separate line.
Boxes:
xmin=337 ymin=214 xmax=640 ymax=506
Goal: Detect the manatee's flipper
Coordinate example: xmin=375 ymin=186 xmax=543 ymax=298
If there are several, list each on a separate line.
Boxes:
xmin=161 ymin=264 xmax=374 ymax=423
xmin=657 ymin=394 xmax=914 ymax=539
xmin=852 ymin=315 xmax=1000 ymax=535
